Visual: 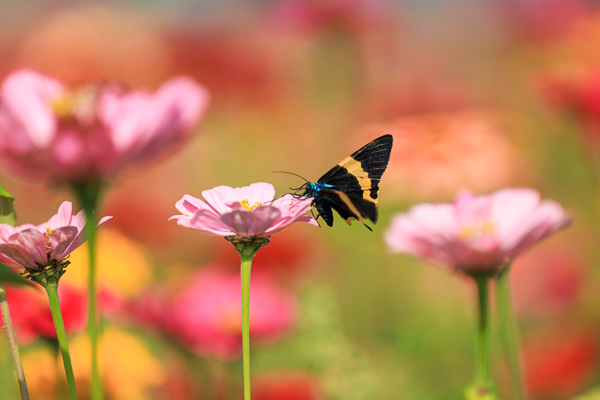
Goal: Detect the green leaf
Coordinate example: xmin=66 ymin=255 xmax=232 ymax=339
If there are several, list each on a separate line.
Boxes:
xmin=0 ymin=183 xmax=16 ymax=226
xmin=0 ymin=263 xmax=31 ymax=287
xmin=0 ymin=184 xmax=28 ymax=286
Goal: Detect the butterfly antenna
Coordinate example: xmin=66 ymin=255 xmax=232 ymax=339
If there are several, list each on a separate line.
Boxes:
xmin=272 ymin=170 xmax=309 ymax=183
xmin=272 ymin=170 xmax=311 ymax=193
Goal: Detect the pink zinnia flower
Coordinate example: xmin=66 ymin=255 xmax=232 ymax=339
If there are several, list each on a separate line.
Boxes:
xmin=385 ymin=188 xmax=572 ymax=274
xmin=163 ymin=268 xmax=297 ymax=360
xmin=170 ymin=182 xmax=317 ymax=239
xmin=0 ymin=201 xmax=111 ymax=271
xmin=0 ymin=68 xmax=209 ymax=183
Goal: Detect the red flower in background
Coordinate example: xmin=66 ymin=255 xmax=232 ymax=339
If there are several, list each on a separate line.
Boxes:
xmin=523 ymin=330 xmax=598 ymax=400
xmin=269 ymin=0 xmax=388 ymax=36
xmin=131 ymin=267 xmax=298 ymax=360
xmin=511 ymin=240 xmax=587 ymax=320
xmin=1 ymin=283 xmax=86 ymax=343
xmin=166 ymin=27 xmax=288 ymax=110
xmin=212 ymin=228 xmax=322 ymax=282
xmin=538 ymin=66 xmax=600 ymax=143
xmin=253 ymin=371 xmax=322 ymax=400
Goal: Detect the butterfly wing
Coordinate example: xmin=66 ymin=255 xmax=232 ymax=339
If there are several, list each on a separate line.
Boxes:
xmin=318 ymin=134 xmax=393 ymax=205
xmin=315 ymin=189 xmax=378 ymax=231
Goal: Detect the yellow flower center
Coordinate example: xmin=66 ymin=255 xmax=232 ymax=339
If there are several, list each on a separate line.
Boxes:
xmin=51 ymin=93 xmax=76 ymax=118
xmin=240 ymin=199 xmax=263 ymax=211
xmin=50 ymin=87 xmax=98 ymax=123
xmin=459 ymin=221 xmax=495 ymax=241
xmin=44 ymin=227 xmax=54 ymax=251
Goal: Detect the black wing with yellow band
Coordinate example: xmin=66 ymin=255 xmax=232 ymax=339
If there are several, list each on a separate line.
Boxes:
xmin=301 ymin=134 xmax=393 ymax=231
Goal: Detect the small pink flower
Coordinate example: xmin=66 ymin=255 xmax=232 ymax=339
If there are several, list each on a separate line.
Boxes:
xmin=0 ymin=201 xmax=111 ymax=270
xmin=0 ymin=68 xmax=209 ymax=183
xmin=163 ymin=268 xmax=297 ymax=360
xmin=170 ymin=182 xmax=317 ymax=239
xmin=385 ymin=188 xmax=572 ymax=274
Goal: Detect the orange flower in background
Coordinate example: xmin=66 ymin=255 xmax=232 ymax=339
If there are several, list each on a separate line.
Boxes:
xmin=537 ymin=10 xmax=600 ymax=67
xmin=0 ymin=4 xmax=173 ymax=87
xmin=22 ymin=327 xmax=165 ymax=400
xmin=496 ymin=0 xmax=591 ymax=42
xmin=355 ymin=112 xmax=523 ymax=201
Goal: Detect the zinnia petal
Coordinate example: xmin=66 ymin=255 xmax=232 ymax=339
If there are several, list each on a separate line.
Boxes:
xmin=173 ymin=183 xmax=315 ymax=239
xmin=385 ymin=187 xmax=572 ymax=273
xmin=9 ymin=229 xmax=48 ymax=267
xmin=45 ymin=201 xmax=74 ymax=229
xmin=0 ymin=243 xmax=36 ymax=269
xmin=48 ymin=226 xmax=78 ymax=260
xmin=0 ymin=69 xmax=62 ymax=148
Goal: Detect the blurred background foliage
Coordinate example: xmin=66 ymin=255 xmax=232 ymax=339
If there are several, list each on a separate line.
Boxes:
xmin=0 ymin=0 xmax=600 ymax=399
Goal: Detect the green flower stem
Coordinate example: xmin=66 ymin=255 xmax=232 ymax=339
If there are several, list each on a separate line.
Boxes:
xmin=0 ymin=281 xmax=29 ymax=400
xmin=45 ymin=280 xmax=78 ymax=400
xmin=240 ymin=253 xmax=253 ymax=400
xmin=72 ymin=181 xmax=104 ymax=400
xmin=496 ymin=266 xmax=526 ymax=400
xmin=476 ymin=275 xmax=490 ymax=387
xmin=226 ymin=235 xmax=270 ymax=400
xmin=465 ymin=274 xmax=499 ymax=400
xmin=83 ymin=204 xmax=102 ymax=400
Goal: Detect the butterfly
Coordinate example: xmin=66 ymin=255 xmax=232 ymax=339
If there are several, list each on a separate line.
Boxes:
xmin=295 ymin=134 xmax=393 ymax=231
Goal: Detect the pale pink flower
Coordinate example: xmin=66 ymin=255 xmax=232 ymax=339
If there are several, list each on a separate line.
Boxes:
xmin=170 ymin=182 xmax=317 ymax=239
xmin=385 ymin=188 xmax=572 ymax=274
xmin=0 ymin=68 xmax=209 ymax=183
xmin=163 ymin=268 xmax=297 ymax=360
xmin=0 ymin=201 xmax=111 ymax=270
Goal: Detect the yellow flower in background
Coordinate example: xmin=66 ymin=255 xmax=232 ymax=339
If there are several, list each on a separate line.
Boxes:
xmin=22 ymin=349 xmax=59 ymax=400
xmin=22 ymin=327 xmax=165 ymax=400
xmin=65 ymin=228 xmax=153 ymax=297
xmin=70 ymin=327 xmax=165 ymax=400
